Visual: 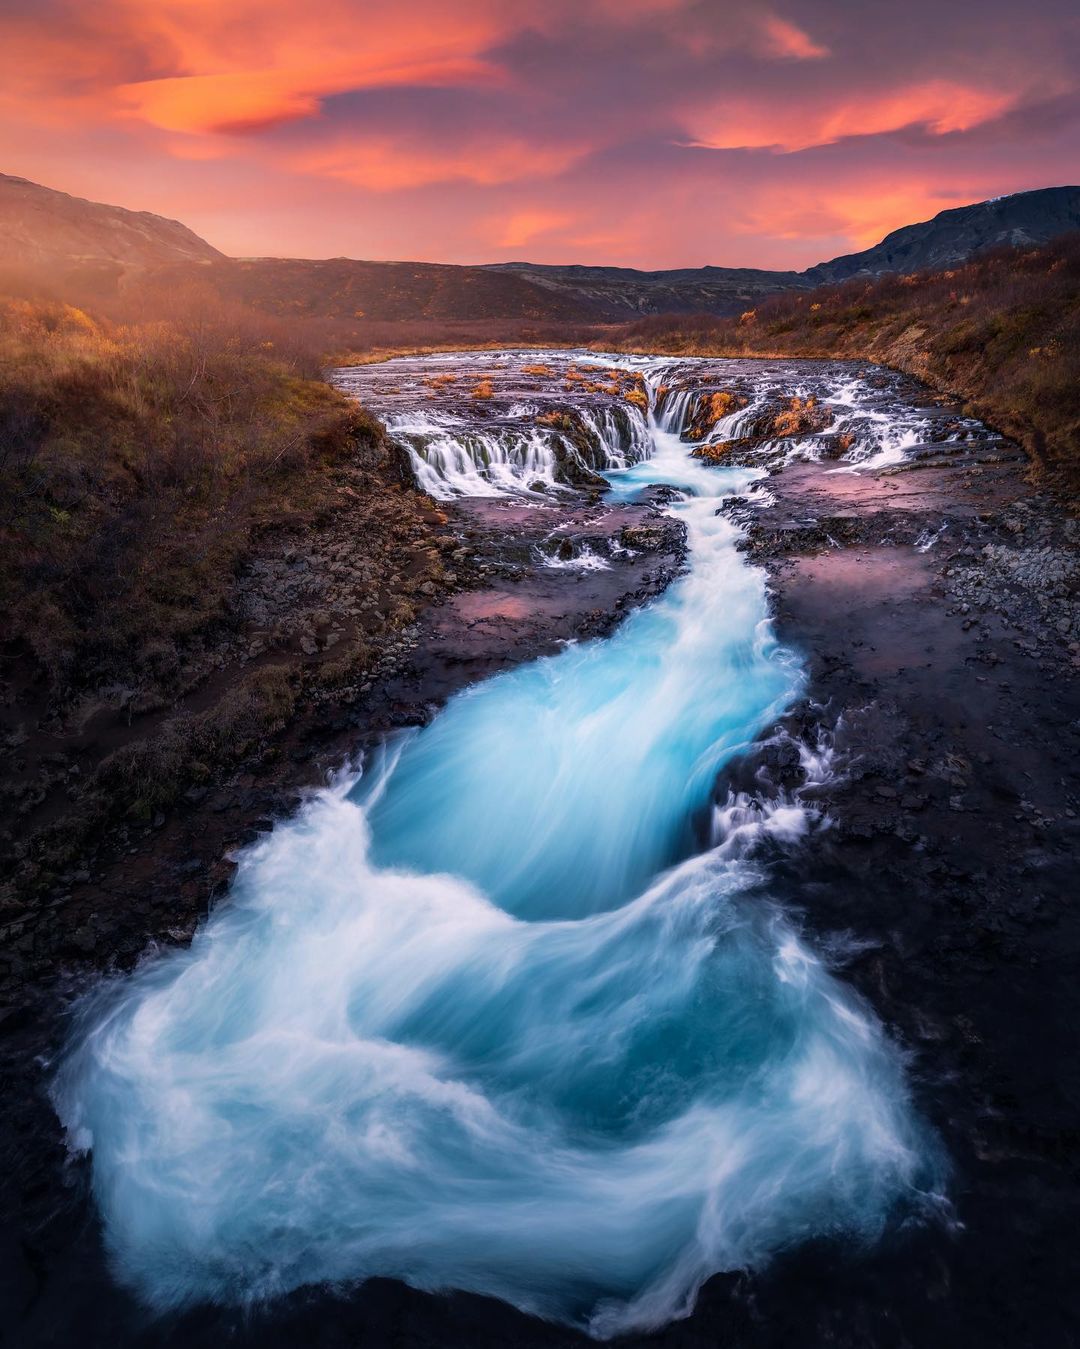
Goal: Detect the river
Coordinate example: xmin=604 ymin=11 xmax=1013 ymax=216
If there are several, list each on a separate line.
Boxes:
xmin=52 ymin=352 xmax=963 ymax=1338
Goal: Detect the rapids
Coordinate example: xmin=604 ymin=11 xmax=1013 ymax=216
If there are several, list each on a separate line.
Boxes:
xmin=53 ymin=354 xmax=949 ymax=1338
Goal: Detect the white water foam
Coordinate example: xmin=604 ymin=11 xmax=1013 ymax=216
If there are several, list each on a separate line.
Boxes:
xmin=53 ymin=357 xmax=947 ymax=1338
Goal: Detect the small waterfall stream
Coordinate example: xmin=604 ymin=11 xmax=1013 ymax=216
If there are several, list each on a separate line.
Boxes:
xmin=52 ymin=353 xmax=954 ymax=1338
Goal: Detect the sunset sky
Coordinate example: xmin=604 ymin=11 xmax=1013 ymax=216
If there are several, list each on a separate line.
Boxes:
xmin=2 ymin=0 xmax=1079 ymax=269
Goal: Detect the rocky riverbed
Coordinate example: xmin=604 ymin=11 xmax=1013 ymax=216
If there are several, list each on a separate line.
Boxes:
xmin=704 ymin=424 xmax=1080 ymax=1347
xmin=0 ymin=423 xmax=686 ymax=1345
xmin=2 ymin=353 xmax=1078 ymax=1347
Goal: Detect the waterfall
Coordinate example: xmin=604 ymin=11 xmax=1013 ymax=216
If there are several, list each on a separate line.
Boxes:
xmin=52 ymin=352 xmax=951 ymax=1340
xmin=334 ymin=356 xmax=655 ymax=497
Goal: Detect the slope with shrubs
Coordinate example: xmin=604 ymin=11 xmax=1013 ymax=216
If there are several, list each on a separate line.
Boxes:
xmin=605 ymin=236 xmax=1080 ymax=492
xmin=0 ymin=288 xmax=444 ymax=908
xmin=2 ymin=292 xmax=351 ymax=686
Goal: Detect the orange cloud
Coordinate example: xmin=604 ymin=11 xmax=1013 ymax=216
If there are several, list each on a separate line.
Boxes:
xmin=688 ymin=79 xmax=1020 ymax=151
xmin=495 ymin=210 xmax=576 ymax=249
xmin=2 ymin=0 xmax=515 ymax=135
xmin=759 ymin=15 xmax=829 ymax=60
xmin=294 ymin=137 xmax=590 ymax=191
xmin=118 ymin=57 xmax=499 ymax=136
xmin=730 ymin=184 xmax=968 ymax=250
xmin=109 ymin=0 xmax=515 ymax=134
xmin=0 ymin=0 xmax=1075 ymax=271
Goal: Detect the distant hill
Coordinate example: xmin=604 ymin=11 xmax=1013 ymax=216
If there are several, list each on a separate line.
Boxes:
xmin=184 ymin=256 xmax=590 ymax=322
xmin=805 ymin=186 xmax=1080 ymax=285
xmin=479 ymin=262 xmax=811 ymax=318
xmin=2 ymin=174 xmax=1078 ymax=321
xmin=484 ymin=188 xmax=1080 ymax=315
xmin=0 ymin=174 xmax=591 ymax=321
xmin=0 ymin=173 xmax=223 ymax=289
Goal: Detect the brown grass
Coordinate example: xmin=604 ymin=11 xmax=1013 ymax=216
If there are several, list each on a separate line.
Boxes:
xmin=602 ymin=235 xmax=1080 ymax=493
xmin=0 ymin=289 xmax=363 ymax=697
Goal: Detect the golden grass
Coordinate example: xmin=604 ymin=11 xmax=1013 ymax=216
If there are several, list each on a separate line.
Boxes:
xmin=600 ymin=235 xmax=1080 ymax=492
xmin=0 ymin=293 xmax=361 ymax=691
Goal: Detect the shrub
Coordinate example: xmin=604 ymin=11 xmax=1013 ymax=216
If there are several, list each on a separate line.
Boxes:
xmin=601 ymin=234 xmax=1080 ymax=491
xmin=0 ymin=293 xmax=359 ymax=691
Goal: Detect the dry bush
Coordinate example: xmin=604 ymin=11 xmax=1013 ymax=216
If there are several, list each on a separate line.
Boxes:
xmin=536 ymin=410 xmax=575 ymax=431
xmin=0 ymin=290 xmax=363 ymax=693
xmin=687 ymin=390 xmax=747 ymax=440
xmin=604 ymin=235 xmax=1080 ymax=492
xmin=93 ymin=665 xmax=296 ymax=820
xmin=773 ymin=396 xmax=832 ymax=437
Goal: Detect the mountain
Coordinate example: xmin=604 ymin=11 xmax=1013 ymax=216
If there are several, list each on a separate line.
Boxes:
xmin=479 ymin=262 xmax=811 ymax=318
xmin=805 ymin=186 xmax=1080 ymax=285
xmin=2 ymin=174 xmax=1078 ymax=321
xmin=0 ymin=174 xmax=590 ymax=321
xmin=180 ymin=256 xmax=591 ymax=322
xmin=0 ymin=173 xmax=223 ymax=287
xmin=483 ymin=188 xmax=1080 ymax=315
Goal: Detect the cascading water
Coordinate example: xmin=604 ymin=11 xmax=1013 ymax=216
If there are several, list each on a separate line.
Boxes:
xmin=334 ymin=353 xmax=655 ymax=497
xmin=53 ymin=353 xmax=949 ymax=1339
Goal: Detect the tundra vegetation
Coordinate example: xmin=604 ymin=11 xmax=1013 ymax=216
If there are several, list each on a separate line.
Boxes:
xmin=0 ymin=282 xmax=443 ymax=903
xmin=3 ymin=233 xmax=1077 ymax=907
xmin=1 ymin=290 xmax=356 ymax=692
xmin=606 ymin=237 xmax=1080 ymax=493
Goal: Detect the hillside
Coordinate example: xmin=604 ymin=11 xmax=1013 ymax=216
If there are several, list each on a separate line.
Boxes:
xmin=4 ymin=174 xmax=1080 ymax=325
xmin=604 ymin=235 xmax=1080 ymax=492
xmin=480 ymin=261 xmax=811 ymax=317
xmin=0 ymin=291 xmax=452 ymax=906
xmin=0 ymin=173 xmax=223 ymax=289
xmin=485 ymin=188 xmax=1080 ymax=316
xmin=179 ymin=256 xmax=591 ymax=322
xmin=806 ymin=186 xmax=1080 ymax=284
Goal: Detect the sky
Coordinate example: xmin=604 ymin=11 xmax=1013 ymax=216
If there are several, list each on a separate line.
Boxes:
xmin=2 ymin=0 xmax=1079 ymax=269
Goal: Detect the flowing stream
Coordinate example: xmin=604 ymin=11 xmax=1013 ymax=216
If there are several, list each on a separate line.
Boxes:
xmin=53 ymin=354 xmax=953 ymax=1338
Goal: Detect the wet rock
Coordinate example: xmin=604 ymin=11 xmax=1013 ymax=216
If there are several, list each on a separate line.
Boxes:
xmin=620 ymin=523 xmax=677 ymax=552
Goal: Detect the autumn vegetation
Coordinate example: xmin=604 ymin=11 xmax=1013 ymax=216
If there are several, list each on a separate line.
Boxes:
xmin=684 ymin=390 xmax=748 ymax=441
xmin=0 ymin=288 xmax=362 ymax=694
xmin=0 ymin=281 xmax=433 ymax=899
xmin=3 ymin=233 xmax=1077 ymax=903
xmin=605 ymin=235 xmax=1080 ymax=492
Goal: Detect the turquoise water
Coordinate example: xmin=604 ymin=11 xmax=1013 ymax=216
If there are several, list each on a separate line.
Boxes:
xmin=53 ymin=371 xmax=942 ymax=1337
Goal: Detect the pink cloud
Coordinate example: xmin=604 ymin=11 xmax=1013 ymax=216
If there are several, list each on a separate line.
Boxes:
xmin=687 ymin=80 xmax=1023 ymax=151
xmin=292 ymin=136 xmax=590 ymax=191
xmin=759 ymin=15 xmax=829 ymax=60
xmin=0 ymin=0 xmax=1076 ymax=269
